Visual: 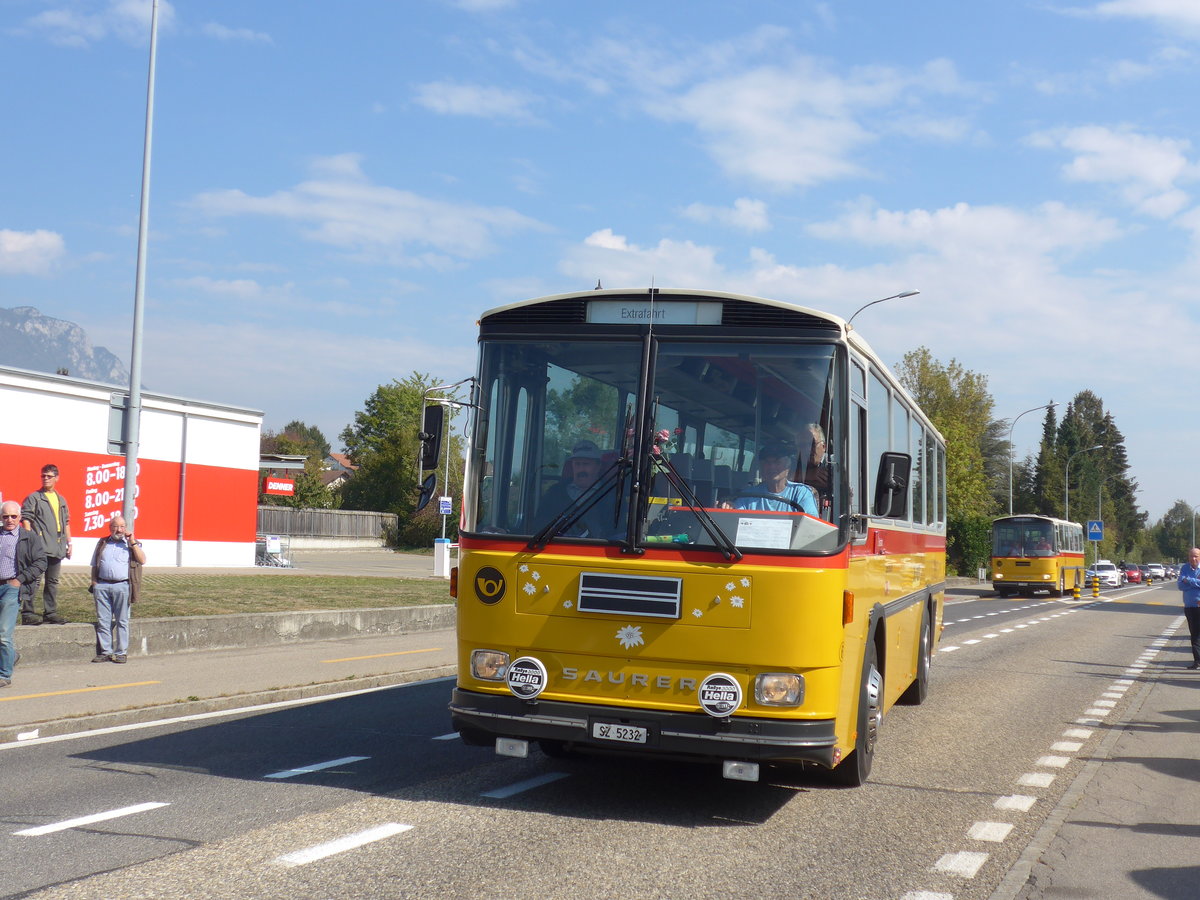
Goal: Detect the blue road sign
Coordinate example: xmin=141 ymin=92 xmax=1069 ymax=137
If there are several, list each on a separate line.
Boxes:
xmin=1087 ymin=520 xmax=1104 ymax=541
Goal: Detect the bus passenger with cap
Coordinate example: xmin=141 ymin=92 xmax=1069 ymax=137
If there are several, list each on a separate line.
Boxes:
xmin=728 ymin=441 xmax=819 ymax=514
xmin=537 ymin=440 xmax=610 ymax=535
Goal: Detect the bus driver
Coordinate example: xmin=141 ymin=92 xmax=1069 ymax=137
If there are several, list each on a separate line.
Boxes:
xmin=727 ymin=441 xmax=819 ymax=515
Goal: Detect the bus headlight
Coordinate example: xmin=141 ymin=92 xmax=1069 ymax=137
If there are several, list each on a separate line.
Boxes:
xmin=754 ymin=673 xmax=804 ymax=707
xmin=471 ymin=649 xmax=510 ymax=681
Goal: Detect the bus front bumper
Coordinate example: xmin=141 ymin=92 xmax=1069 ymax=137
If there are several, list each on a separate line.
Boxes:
xmin=450 ymin=688 xmax=840 ymax=768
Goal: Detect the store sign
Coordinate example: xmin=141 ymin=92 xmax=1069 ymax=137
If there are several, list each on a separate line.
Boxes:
xmin=263 ymin=477 xmax=295 ymax=496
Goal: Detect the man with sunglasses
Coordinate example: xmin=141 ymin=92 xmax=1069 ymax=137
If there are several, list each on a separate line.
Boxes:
xmin=1 ymin=501 xmax=48 ymax=688
xmin=20 ymin=463 xmax=72 ymax=625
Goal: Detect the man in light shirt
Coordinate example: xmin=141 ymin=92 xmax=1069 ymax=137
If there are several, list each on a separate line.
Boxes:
xmin=89 ymin=515 xmax=146 ymax=664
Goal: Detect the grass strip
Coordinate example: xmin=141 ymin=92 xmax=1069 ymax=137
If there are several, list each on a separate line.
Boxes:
xmin=50 ymin=572 xmax=453 ymax=624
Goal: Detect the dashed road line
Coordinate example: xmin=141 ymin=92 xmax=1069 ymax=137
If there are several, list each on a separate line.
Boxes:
xmin=907 ymin=613 xmax=1186 ymax=900
xmin=481 ymin=771 xmax=570 ymax=799
xmin=274 ymin=822 xmax=413 ymax=867
xmin=14 ymin=802 xmax=169 ymax=836
xmin=264 ymin=756 xmax=369 ymax=779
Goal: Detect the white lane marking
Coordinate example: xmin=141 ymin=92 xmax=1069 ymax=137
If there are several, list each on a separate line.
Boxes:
xmin=1063 ymin=728 xmax=1092 ymax=739
xmin=1085 ymin=707 xmax=1111 ymax=717
xmin=1050 ymin=741 xmax=1083 ymax=752
xmin=15 ymin=802 xmax=169 ymax=836
xmin=1000 ymin=628 xmax=1014 ymax=633
xmin=1036 ymin=755 xmax=1071 ymax=768
xmin=264 ymin=756 xmax=369 ymax=779
xmin=432 ymin=732 xmax=461 ymax=741
xmin=0 ymin=677 xmax=457 ymax=752
xmin=275 ymin=822 xmax=413 ymax=867
xmin=1092 ymin=699 xmax=1117 ymax=708
xmin=933 ymin=851 xmax=989 ymax=878
xmin=969 ymin=821 xmax=1013 ymax=842
xmin=983 ymin=633 xmax=999 ymax=639
xmin=964 ymin=639 xmax=981 ymax=645
xmin=902 ymin=893 xmax=954 ymax=900
xmin=938 ymin=645 xmax=960 ymax=653
xmin=1018 ymin=772 xmax=1055 ymax=788
xmin=481 ymin=772 xmax=570 ymax=799
xmin=995 ymin=795 xmax=1037 ymax=812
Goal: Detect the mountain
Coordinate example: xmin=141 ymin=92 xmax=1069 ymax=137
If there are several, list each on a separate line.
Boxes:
xmin=0 ymin=306 xmax=130 ymax=384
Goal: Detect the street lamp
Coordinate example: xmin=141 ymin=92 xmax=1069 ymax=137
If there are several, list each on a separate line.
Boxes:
xmin=846 ymin=290 xmax=920 ymax=329
xmin=1064 ymin=444 xmax=1102 ymax=521
xmin=1007 ymin=401 xmax=1057 ymax=515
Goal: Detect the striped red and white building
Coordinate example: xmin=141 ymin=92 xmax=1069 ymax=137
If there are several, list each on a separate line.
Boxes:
xmin=0 ymin=366 xmax=262 ymax=568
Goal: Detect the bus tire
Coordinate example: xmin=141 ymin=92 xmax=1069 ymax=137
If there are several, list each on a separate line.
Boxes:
xmin=832 ymin=638 xmax=882 ymax=786
xmin=899 ymin=606 xmax=931 ymax=706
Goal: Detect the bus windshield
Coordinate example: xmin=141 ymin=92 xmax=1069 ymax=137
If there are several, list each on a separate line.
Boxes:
xmin=993 ymin=518 xmax=1055 ymax=557
xmin=466 ymin=336 xmax=843 ymax=553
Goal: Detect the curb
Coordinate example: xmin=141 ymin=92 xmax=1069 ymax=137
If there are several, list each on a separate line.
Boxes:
xmin=15 ymin=605 xmax=457 ymax=666
xmin=0 ymin=664 xmax=458 ymax=747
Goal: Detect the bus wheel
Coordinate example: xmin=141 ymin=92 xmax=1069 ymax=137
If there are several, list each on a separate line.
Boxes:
xmin=899 ymin=607 xmax=931 ymax=706
xmin=832 ymin=640 xmax=883 ymax=786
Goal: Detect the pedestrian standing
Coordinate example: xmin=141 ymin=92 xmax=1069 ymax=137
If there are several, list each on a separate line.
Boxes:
xmin=89 ymin=515 xmax=145 ymax=664
xmin=1 ymin=500 xmax=47 ymax=688
xmin=1176 ymin=546 xmax=1200 ymax=670
xmin=20 ymin=463 xmax=72 ymax=625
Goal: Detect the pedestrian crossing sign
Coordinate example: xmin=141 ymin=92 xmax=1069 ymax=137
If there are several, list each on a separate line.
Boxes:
xmin=1087 ymin=520 xmax=1103 ymax=541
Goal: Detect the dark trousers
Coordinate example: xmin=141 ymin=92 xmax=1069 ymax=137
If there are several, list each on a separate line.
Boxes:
xmin=20 ymin=555 xmax=62 ymax=617
xmin=1185 ymin=607 xmax=1200 ymax=665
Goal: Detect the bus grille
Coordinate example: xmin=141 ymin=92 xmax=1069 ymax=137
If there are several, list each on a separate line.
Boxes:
xmin=578 ymin=572 xmax=682 ymax=619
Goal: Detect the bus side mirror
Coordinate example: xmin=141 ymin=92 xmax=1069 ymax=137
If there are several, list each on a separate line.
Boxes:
xmin=414 ymin=473 xmax=437 ymax=513
xmin=873 ymin=452 xmax=911 ymax=518
xmin=419 ymin=404 xmax=444 ymax=471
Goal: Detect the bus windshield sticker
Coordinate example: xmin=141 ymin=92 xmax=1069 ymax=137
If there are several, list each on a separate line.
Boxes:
xmin=735 ymin=516 xmax=792 ymax=549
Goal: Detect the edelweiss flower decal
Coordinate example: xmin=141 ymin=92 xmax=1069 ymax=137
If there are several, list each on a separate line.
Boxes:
xmin=616 ymin=625 xmax=644 ymax=649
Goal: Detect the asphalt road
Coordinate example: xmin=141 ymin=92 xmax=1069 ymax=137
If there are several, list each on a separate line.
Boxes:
xmin=0 ymin=582 xmax=1190 ymax=900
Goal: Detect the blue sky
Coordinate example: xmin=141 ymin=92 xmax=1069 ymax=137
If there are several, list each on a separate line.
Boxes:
xmin=3 ymin=0 xmax=1198 ymax=522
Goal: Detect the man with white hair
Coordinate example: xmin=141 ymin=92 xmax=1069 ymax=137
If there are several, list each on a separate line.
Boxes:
xmin=0 ymin=500 xmax=47 ymax=688
xmin=89 ymin=514 xmax=146 ymax=664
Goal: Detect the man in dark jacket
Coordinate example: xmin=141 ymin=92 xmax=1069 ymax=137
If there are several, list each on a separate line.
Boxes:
xmin=1 ymin=500 xmax=48 ymax=688
xmin=21 ymin=463 xmax=72 ymax=624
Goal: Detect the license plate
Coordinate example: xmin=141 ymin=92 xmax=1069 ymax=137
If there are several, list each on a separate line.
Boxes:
xmin=591 ymin=722 xmax=648 ymax=744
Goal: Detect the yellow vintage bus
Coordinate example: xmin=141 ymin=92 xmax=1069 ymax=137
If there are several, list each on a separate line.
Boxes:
xmin=430 ymin=288 xmax=946 ymax=784
xmin=990 ymin=514 xmax=1085 ymax=597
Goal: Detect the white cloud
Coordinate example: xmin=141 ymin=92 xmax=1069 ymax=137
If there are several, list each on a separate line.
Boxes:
xmin=1029 ymin=125 xmax=1196 ymax=218
xmin=170 ymin=276 xmax=268 ymax=300
xmin=23 ymin=0 xmax=176 ymax=48
xmin=191 ymin=154 xmax=545 ymax=266
xmin=201 ymin=22 xmax=272 ymax=44
xmin=1083 ymin=0 xmax=1200 ymax=31
xmin=0 ymin=229 xmax=66 ymax=274
xmin=681 ymin=198 xmax=770 ymax=232
xmin=413 ymin=81 xmax=537 ymax=121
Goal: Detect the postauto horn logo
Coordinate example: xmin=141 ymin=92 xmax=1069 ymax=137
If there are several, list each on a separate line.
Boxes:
xmin=474 ymin=566 xmax=506 ymax=604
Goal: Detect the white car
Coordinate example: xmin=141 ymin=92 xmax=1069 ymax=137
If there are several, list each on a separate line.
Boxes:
xmin=1146 ymin=563 xmax=1166 ymax=581
xmin=1086 ymin=561 xmax=1122 ymax=587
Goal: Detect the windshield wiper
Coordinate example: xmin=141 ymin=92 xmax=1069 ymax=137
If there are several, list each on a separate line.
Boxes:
xmin=650 ymin=455 xmax=742 ymax=561
xmin=528 ymin=460 xmax=625 ymax=551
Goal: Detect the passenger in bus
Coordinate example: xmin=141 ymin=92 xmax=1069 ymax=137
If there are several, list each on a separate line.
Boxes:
xmin=537 ymin=440 xmax=611 ymax=536
xmin=799 ymin=423 xmax=830 ymax=507
xmin=1033 ymin=535 xmax=1053 ymax=556
xmin=725 ymin=441 xmax=818 ymax=514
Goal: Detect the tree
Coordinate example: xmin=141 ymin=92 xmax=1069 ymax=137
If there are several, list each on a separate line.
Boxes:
xmin=896 ymin=348 xmax=1005 ymax=575
xmin=340 ymin=372 xmax=463 ymax=545
xmin=1154 ymin=500 xmax=1195 ymax=561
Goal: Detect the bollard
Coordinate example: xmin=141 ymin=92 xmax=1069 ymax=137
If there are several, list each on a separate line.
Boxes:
xmin=433 ymin=538 xmax=452 ymax=579
xmin=1092 ymin=575 xmax=1100 ymax=598
xmin=1072 ymin=579 xmax=1081 ymax=601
